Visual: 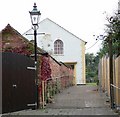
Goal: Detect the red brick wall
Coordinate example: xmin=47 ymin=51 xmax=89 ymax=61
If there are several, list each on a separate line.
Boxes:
xmin=2 ymin=24 xmax=34 ymax=56
xmin=60 ymin=63 xmax=69 ymax=76
xmin=49 ymin=57 xmax=61 ymax=78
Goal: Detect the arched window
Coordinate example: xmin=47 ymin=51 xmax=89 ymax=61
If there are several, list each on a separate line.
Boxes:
xmin=54 ymin=39 xmax=63 ymax=55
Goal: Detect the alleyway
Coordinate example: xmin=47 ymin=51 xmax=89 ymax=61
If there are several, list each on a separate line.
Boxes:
xmin=6 ymin=85 xmax=119 ymax=115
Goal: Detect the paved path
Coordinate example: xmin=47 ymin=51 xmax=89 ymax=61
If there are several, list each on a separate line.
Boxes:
xmin=5 ymin=85 xmax=119 ymax=115
xmin=47 ymin=85 xmax=108 ymax=109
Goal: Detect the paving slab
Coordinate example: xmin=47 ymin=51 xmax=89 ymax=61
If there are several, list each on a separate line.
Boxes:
xmin=3 ymin=85 xmax=119 ymax=115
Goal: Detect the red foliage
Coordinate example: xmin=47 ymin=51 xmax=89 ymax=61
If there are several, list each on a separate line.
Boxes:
xmin=38 ymin=55 xmax=51 ymax=102
xmin=40 ymin=56 xmax=51 ymax=81
xmin=3 ymin=46 xmax=32 ymax=56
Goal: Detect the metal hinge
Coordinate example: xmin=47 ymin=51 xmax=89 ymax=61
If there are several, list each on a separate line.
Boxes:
xmin=27 ymin=66 xmax=36 ymax=70
xmin=27 ymin=102 xmax=37 ymax=106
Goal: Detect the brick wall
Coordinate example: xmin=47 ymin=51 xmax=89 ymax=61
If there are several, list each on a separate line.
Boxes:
xmin=2 ymin=24 xmax=34 ymax=56
xmin=49 ymin=56 xmax=61 ymax=78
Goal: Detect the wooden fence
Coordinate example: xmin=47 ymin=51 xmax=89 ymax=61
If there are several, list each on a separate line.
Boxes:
xmin=98 ymin=55 xmax=120 ymax=108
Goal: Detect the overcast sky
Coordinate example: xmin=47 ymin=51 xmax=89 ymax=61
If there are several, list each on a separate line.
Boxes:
xmin=0 ymin=0 xmax=118 ymax=54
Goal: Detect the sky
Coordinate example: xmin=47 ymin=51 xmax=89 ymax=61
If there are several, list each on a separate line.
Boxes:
xmin=0 ymin=0 xmax=118 ymax=54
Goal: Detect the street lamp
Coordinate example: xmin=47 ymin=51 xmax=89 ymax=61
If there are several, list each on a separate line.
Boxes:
xmin=29 ymin=3 xmax=41 ymax=61
xmin=29 ymin=3 xmax=41 ymax=109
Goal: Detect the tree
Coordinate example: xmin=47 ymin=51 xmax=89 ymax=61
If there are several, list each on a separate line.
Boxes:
xmin=98 ymin=13 xmax=120 ymax=58
xmin=85 ymin=53 xmax=99 ymax=83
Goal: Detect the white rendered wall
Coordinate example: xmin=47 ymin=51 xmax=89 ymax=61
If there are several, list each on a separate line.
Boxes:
xmin=23 ymin=18 xmax=85 ymax=84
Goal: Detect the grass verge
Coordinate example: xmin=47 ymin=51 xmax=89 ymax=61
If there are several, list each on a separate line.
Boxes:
xmin=86 ymin=82 xmax=97 ymax=86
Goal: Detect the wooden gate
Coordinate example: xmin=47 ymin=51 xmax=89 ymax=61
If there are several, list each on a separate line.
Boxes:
xmin=2 ymin=52 xmax=36 ymax=113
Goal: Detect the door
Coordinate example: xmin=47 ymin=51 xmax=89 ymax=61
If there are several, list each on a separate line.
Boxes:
xmin=2 ymin=52 xmax=36 ymax=113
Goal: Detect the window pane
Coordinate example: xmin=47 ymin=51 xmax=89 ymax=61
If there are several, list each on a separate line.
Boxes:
xmin=54 ymin=39 xmax=63 ymax=54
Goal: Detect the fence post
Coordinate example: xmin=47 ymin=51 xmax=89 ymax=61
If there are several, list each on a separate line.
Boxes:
xmin=108 ymin=37 xmax=114 ymax=109
xmin=42 ymin=80 xmax=45 ymax=109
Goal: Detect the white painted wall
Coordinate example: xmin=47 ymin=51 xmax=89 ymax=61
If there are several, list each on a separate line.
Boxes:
xmin=23 ymin=18 xmax=86 ymax=84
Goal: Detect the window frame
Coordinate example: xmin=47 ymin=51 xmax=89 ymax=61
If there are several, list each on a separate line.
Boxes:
xmin=54 ymin=39 xmax=64 ymax=55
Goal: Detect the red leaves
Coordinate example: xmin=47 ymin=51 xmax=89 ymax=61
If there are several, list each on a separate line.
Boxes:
xmin=40 ymin=56 xmax=51 ymax=81
xmin=3 ymin=46 xmax=32 ymax=56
